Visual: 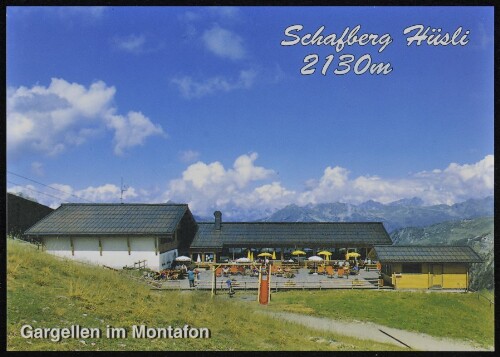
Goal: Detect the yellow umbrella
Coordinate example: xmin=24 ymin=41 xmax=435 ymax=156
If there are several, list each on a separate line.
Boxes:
xmin=345 ymin=252 xmax=361 ymax=260
xmin=291 ymin=250 xmax=306 ymax=267
xmin=272 ymin=251 xmax=276 ymax=260
xmin=318 ymin=251 xmax=331 ymax=263
xmin=250 ymin=251 xmax=254 ymax=261
xmin=258 ymin=252 xmax=273 ymax=257
xmin=247 ymin=250 xmax=251 ymax=260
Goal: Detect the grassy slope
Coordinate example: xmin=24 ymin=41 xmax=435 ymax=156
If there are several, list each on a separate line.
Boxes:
xmin=7 ymin=239 xmax=401 ymax=351
xmin=268 ymin=289 xmax=495 ymax=348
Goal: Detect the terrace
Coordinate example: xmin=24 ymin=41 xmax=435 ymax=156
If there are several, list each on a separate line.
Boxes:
xmin=148 ymin=265 xmax=387 ymax=291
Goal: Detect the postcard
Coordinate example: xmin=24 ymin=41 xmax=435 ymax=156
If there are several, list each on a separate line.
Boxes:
xmin=6 ymin=6 xmax=494 ymax=352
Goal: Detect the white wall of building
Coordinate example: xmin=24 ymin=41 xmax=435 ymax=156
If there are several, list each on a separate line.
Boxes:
xmin=43 ymin=236 xmax=169 ymax=271
xmin=159 ymin=249 xmax=178 ymax=270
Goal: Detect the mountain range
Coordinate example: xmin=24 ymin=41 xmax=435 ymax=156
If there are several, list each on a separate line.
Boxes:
xmin=259 ymin=196 xmax=493 ymax=233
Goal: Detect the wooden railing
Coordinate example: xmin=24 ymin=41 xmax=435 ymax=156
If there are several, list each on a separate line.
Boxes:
xmin=152 ymin=278 xmax=384 ymax=291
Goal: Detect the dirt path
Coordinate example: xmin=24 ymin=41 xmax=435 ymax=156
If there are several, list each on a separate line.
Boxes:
xmin=258 ymin=310 xmax=490 ymax=351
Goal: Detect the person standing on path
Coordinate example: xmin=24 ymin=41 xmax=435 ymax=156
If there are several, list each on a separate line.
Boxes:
xmin=226 ymin=278 xmax=235 ymax=297
xmin=187 ymin=268 xmax=195 ymax=287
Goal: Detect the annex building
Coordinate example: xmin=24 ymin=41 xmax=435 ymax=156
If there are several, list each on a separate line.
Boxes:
xmin=372 ymin=245 xmax=483 ymax=290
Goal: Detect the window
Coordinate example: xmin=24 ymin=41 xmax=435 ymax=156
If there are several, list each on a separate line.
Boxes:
xmin=402 ymin=263 xmax=421 ymax=274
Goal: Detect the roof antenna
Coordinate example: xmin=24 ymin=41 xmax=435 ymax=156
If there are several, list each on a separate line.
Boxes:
xmin=120 ymin=177 xmax=129 ymax=204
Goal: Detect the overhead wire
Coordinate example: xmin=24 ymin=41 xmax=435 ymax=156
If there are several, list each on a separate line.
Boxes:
xmin=7 ymin=180 xmax=70 ymax=204
xmin=7 ymin=170 xmax=94 ymax=203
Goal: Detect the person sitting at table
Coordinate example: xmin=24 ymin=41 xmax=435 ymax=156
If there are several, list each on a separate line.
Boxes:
xmin=222 ymin=267 xmax=229 ymax=277
xmin=351 ymin=265 xmax=359 ymax=275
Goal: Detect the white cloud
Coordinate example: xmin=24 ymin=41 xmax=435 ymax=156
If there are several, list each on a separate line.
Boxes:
xmin=76 ymin=184 xmax=138 ymax=202
xmin=297 ymin=155 xmax=494 ymax=206
xmin=171 ymin=69 xmax=257 ymax=98
xmin=7 ymin=183 xmax=139 ymax=209
xmin=163 ymin=152 xmax=275 ymax=216
xmin=113 ymin=34 xmax=146 ymax=53
xmin=249 ymin=182 xmax=296 ymax=206
xmin=112 ymin=34 xmax=163 ymax=54
xmin=179 ymin=150 xmax=200 ymax=163
xmin=202 ymin=25 xmax=245 ymax=60
xmin=8 ymin=154 xmax=493 ymax=218
xmin=7 ymin=78 xmax=165 ymax=157
xmin=105 ymin=111 xmax=165 ymax=156
xmin=162 ymin=153 xmax=494 ymax=217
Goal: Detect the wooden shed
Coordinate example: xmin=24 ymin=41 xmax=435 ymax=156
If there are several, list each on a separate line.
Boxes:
xmin=372 ymin=245 xmax=482 ymax=290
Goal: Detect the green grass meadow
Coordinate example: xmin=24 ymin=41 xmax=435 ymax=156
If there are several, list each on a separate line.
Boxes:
xmin=7 ymin=238 xmax=494 ymax=351
xmin=7 ymin=238 xmax=401 ymax=351
xmin=267 ymin=287 xmax=494 ymax=348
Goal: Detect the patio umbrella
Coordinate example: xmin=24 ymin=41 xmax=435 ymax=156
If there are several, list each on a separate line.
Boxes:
xmin=308 ymin=255 xmax=323 ymax=272
xmin=196 ymin=254 xmax=201 ymax=263
xmin=258 ymin=252 xmax=273 ymax=258
xmin=247 ymin=250 xmax=251 ymax=260
xmin=272 ymin=251 xmax=276 ymax=260
xmin=346 ymin=252 xmax=361 ymax=259
xmin=291 ymin=250 xmax=306 ymax=266
xmin=318 ymin=250 xmax=332 ymax=263
xmin=175 ymin=256 xmax=192 ymax=262
xmin=236 ymin=257 xmax=251 ymax=263
xmin=250 ymin=251 xmax=254 ymax=261
xmin=308 ymin=256 xmax=324 ymax=262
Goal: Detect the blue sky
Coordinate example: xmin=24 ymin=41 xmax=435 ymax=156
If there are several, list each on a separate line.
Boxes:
xmin=6 ymin=6 xmax=494 ymax=219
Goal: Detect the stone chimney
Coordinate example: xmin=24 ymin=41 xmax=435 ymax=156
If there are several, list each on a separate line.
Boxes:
xmin=214 ymin=211 xmax=222 ymax=231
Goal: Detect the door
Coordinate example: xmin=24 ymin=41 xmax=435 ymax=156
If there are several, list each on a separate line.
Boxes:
xmin=431 ymin=264 xmax=443 ymax=288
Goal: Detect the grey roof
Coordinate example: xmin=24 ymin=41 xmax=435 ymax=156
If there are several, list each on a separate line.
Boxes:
xmin=373 ymin=245 xmax=483 ymax=263
xmin=24 ymin=204 xmax=189 ymax=236
xmin=190 ymin=222 xmax=392 ymax=249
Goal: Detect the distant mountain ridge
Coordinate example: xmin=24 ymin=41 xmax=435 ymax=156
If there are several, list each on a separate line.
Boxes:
xmin=261 ymin=196 xmax=493 ymax=233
